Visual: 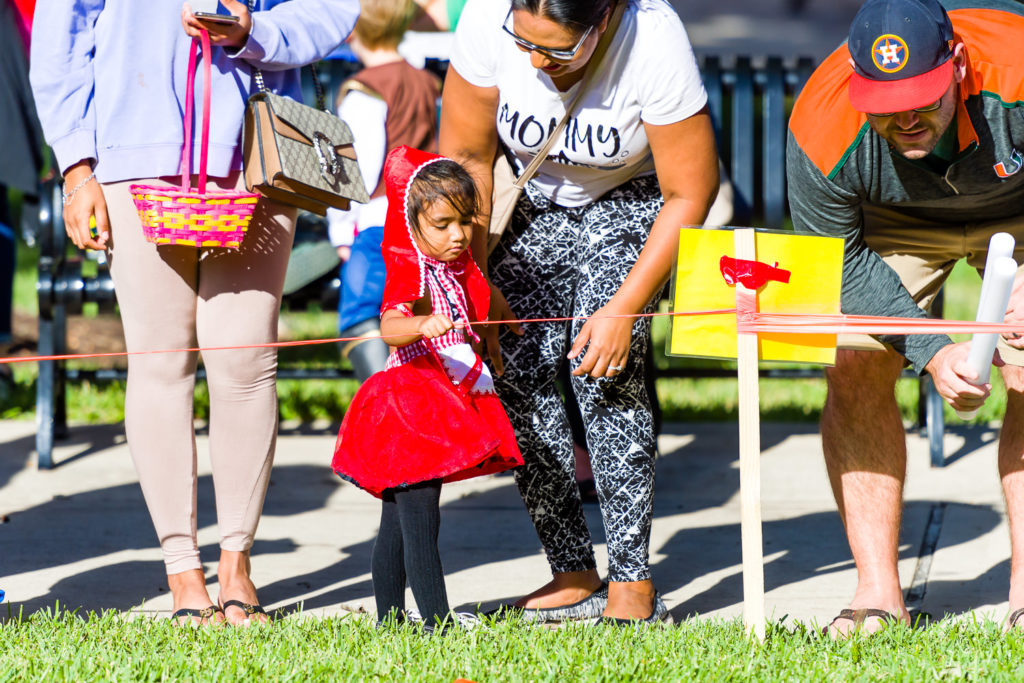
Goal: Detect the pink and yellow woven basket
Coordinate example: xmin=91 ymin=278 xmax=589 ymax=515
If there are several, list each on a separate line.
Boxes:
xmin=131 ymin=30 xmax=259 ymax=249
xmin=130 ymin=189 xmax=258 ymax=248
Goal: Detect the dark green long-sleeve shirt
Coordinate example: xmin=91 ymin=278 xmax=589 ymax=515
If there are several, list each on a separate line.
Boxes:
xmin=786 ymin=1 xmax=1024 ymax=373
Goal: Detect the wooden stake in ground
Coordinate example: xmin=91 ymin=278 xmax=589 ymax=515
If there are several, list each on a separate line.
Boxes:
xmin=734 ymin=227 xmax=765 ymax=640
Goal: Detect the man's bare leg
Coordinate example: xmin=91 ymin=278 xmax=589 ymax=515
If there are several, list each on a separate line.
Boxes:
xmin=822 ymin=348 xmax=912 ymax=635
xmin=999 ymin=365 xmax=1024 ymax=627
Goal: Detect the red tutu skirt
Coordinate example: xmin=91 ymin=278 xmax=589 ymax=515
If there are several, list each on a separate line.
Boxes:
xmin=331 ymin=353 xmax=523 ymax=498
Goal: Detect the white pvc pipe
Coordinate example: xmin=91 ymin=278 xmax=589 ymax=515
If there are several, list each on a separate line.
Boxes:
xmin=977 ymin=232 xmax=1016 ymax=309
xmin=956 ymin=255 xmax=1018 ymax=420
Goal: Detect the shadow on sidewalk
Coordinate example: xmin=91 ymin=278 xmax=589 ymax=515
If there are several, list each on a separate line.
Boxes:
xmin=0 ymin=424 xmax=127 ymax=491
xmin=0 ymin=421 xmax=1008 ymax=622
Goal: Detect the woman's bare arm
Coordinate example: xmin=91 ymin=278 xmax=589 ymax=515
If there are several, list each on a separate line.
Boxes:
xmin=569 ymin=107 xmax=720 ymax=377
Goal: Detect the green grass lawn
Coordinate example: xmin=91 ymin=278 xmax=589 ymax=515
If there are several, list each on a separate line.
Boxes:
xmin=3 ymin=610 xmax=1024 ymax=681
xmin=4 ymin=238 xmax=998 ymax=425
xmin=3 ymin=238 xmax=1019 ymax=680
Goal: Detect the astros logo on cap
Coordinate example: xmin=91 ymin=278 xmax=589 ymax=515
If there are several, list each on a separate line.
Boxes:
xmin=871 ymin=34 xmax=909 ymax=73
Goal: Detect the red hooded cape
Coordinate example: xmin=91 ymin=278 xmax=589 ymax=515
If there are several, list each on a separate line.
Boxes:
xmin=380 ymin=145 xmax=491 ymax=322
xmin=330 ymin=146 xmax=522 ymax=498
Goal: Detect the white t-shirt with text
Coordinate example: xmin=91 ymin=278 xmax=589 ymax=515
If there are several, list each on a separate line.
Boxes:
xmin=450 ymin=0 xmax=707 ymax=207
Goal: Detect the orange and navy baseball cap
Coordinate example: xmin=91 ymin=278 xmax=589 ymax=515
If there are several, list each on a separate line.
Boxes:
xmin=847 ymin=0 xmax=955 ymax=114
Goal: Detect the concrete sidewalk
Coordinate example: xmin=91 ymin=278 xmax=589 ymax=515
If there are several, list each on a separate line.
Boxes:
xmin=0 ymin=418 xmax=1013 ymax=626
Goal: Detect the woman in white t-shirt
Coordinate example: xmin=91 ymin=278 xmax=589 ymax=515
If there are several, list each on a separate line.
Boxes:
xmin=440 ymin=0 xmax=718 ymax=624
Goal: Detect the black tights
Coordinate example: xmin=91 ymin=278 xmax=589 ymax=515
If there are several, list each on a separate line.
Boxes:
xmin=371 ymin=479 xmax=449 ymax=625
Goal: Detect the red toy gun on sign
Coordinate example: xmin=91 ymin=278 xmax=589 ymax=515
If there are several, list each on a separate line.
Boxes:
xmin=719 ymin=256 xmax=791 ymax=290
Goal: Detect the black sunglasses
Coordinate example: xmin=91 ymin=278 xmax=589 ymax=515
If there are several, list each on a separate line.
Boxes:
xmin=867 ymin=96 xmax=944 ymax=118
xmin=501 ymin=7 xmax=593 ymax=62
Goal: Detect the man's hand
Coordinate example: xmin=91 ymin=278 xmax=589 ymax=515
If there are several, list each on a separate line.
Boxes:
xmin=924 ymin=341 xmax=998 ymax=411
xmin=62 ymin=161 xmax=109 ymax=251
xmin=480 ymin=283 xmax=522 ymax=376
xmin=1002 ymin=269 xmax=1024 ymax=348
xmin=182 ymin=0 xmax=252 ymax=48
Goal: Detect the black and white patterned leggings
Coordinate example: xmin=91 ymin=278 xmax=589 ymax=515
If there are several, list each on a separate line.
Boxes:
xmin=490 ymin=174 xmax=662 ymax=583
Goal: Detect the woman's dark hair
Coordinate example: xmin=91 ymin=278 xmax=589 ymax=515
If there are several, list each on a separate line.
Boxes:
xmin=406 ymin=160 xmax=478 ymax=239
xmin=510 ymin=0 xmax=613 ymax=30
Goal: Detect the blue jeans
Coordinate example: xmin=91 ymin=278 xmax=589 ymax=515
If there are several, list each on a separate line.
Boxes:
xmin=338 ymin=226 xmax=388 ymax=381
xmin=338 ymin=226 xmax=385 ymax=333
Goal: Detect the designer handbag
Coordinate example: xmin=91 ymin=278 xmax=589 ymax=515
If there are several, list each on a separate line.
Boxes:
xmin=241 ymin=0 xmax=369 ymax=215
xmin=243 ymin=69 xmax=370 ymax=215
xmin=487 ymin=1 xmax=625 ymax=254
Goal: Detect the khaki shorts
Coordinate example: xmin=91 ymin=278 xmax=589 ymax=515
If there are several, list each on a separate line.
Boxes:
xmin=841 ymin=205 xmax=1024 ymax=366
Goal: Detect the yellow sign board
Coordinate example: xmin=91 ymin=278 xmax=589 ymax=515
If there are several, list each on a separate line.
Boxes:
xmin=668 ymin=228 xmax=844 ymax=364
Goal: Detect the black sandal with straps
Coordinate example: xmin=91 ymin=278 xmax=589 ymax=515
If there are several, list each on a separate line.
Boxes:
xmin=1007 ymin=607 xmax=1024 ymax=630
xmin=221 ymin=599 xmax=269 ymax=621
xmin=823 ymin=608 xmax=899 ymax=636
xmin=171 ymin=605 xmax=223 ymax=625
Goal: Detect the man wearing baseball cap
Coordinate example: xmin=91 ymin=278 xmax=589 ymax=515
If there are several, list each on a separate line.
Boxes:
xmin=787 ymin=0 xmax=1024 ymax=635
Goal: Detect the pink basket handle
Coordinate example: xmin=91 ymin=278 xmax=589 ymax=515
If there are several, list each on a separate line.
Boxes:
xmin=179 ymin=29 xmax=212 ymax=194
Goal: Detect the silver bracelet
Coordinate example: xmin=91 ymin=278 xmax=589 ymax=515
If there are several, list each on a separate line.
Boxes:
xmin=62 ymin=172 xmax=96 ymax=206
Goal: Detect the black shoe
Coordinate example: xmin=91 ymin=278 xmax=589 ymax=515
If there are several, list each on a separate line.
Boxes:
xmin=376 ymin=608 xmax=420 ymax=628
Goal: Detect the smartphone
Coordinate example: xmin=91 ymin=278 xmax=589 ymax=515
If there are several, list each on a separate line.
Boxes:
xmin=193 ymin=11 xmax=240 ymax=24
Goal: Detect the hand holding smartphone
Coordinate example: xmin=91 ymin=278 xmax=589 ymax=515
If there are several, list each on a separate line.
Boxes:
xmin=193 ymin=11 xmax=240 ymax=25
xmin=182 ymin=1 xmax=250 ymax=47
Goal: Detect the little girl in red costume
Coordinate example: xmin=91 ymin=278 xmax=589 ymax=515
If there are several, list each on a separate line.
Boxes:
xmin=332 ymin=145 xmax=522 ymax=629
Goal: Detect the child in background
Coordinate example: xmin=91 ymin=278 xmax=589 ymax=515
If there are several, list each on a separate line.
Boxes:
xmin=332 ymin=146 xmax=522 ymax=630
xmin=328 ymin=0 xmax=441 ymax=382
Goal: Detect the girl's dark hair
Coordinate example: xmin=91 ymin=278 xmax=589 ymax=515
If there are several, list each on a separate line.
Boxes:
xmin=510 ymin=0 xmax=613 ymax=30
xmin=406 ymin=160 xmax=478 ymax=238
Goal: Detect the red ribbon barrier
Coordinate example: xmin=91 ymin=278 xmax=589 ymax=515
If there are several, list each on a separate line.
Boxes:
xmin=0 ymin=309 xmax=736 ymax=365
xmin=739 ymin=312 xmax=1024 ymax=336
xmin=3 ymin=308 xmax=1022 ymax=366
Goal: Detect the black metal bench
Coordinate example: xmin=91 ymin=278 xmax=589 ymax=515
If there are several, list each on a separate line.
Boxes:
xmin=32 ymin=55 xmax=946 ymax=469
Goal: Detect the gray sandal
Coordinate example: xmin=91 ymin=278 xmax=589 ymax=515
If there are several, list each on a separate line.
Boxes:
xmin=597 ymin=591 xmax=673 ymax=626
xmin=490 ymin=582 xmax=609 ymax=623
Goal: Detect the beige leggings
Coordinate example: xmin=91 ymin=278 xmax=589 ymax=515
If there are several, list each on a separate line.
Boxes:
xmin=103 ymin=174 xmax=297 ymax=575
